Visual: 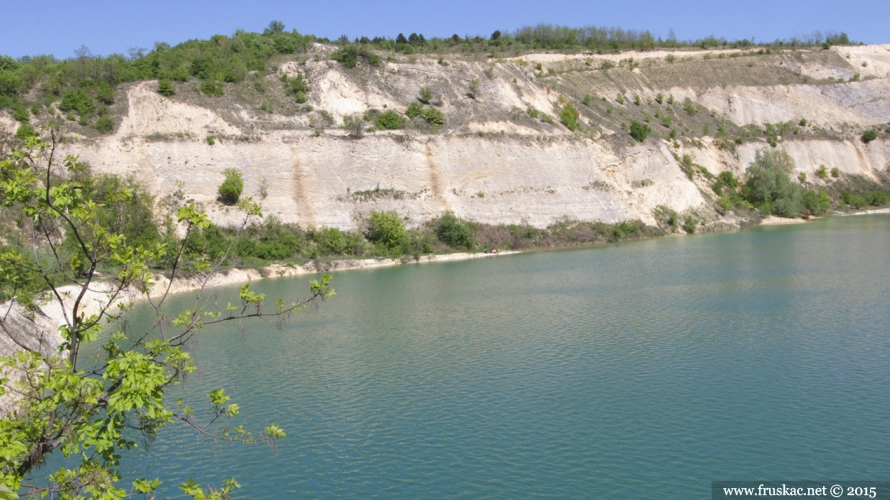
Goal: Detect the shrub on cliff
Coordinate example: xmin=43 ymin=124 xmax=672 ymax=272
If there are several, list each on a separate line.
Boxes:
xmin=861 ymin=129 xmax=878 ymax=143
xmin=406 ymin=102 xmax=423 ymax=118
xmin=218 ymin=168 xmax=244 ymax=205
xmin=157 ymin=79 xmax=176 ymax=97
xmin=559 ymin=103 xmax=579 ymax=131
xmin=375 ymin=110 xmax=405 ymax=130
xmin=59 ymin=88 xmax=95 ymax=118
xmin=629 ymin=121 xmax=651 ymax=142
xmin=94 ymin=116 xmax=114 ymax=133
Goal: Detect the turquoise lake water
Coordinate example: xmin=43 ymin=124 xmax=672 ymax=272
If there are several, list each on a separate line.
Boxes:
xmin=92 ymin=215 xmax=890 ymax=498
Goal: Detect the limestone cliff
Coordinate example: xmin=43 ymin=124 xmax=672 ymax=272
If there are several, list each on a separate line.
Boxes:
xmin=5 ymin=44 xmax=889 ymax=230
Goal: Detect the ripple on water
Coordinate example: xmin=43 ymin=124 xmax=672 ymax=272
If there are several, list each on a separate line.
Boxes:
xmin=64 ymin=214 xmax=890 ymax=498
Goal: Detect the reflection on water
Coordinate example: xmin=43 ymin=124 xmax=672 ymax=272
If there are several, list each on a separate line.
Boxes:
xmin=77 ymin=215 xmax=890 ymax=498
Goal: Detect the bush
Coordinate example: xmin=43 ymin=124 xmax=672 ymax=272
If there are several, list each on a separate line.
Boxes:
xmin=201 ymin=80 xmax=224 ymax=96
xmin=559 ymin=103 xmax=579 ymax=131
xmin=15 ymin=123 xmax=36 ymax=139
xmin=343 ymin=114 xmax=364 ymax=138
xmin=661 ymin=116 xmax=672 ymax=128
xmin=366 ymin=211 xmax=406 ymax=252
xmin=59 ymin=88 xmax=95 ymax=118
xmin=375 ymin=110 xmax=405 ymax=130
xmin=742 ymin=149 xmax=804 ymax=217
xmin=12 ymin=104 xmax=29 ymax=123
xmin=96 ymin=81 xmax=114 ymax=105
xmin=330 ymin=45 xmax=381 ymax=68
xmin=406 ymin=102 xmax=423 ymax=118
xmin=157 ymin=79 xmax=176 ymax=97
xmin=861 ymin=129 xmax=878 ymax=143
xmin=682 ymin=216 xmax=697 ymax=234
xmin=95 ymin=117 xmax=114 ymax=133
xmin=435 ymin=212 xmax=475 ymax=250
xmin=629 ymin=121 xmax=651 ymax=142
xmin=421 ymin=107 xmax=445 ymax=126
xmin=419 ymin=86 xmax=432 ymax=104
xmin=831 ymin=167 xmax=840 ymax=178
xmin=282 ymin=72 xmax=310 ymax=98
xmin=798 ymin=172 xmax=807 ymax=183
xmin=801 ymin=188 xmax=831 ymax=216
xmin=816 ymin=165 xmax=828 ymax=179
xmin=871 ymin=190 xmax=889 ymax=206
xmin=468 ymin=78 xmax=479 ymax=99
xmin=655 ymin=93 xmax=664 ymax=104
xmin=217 ymin=168 xmax=243 ymax=205
xmin=683 ymin=98 xmax=697 ymax=116
xmin=312 ymin=227 xmax=348 ymax=255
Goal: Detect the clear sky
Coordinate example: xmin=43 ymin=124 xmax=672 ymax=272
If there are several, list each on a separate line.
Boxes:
xmin=2 ymin=0 xmax=887 ymax=59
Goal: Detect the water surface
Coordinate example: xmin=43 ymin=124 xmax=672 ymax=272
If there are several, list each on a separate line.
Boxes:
xmin=103 ymin=215 xmax=890 ymax=498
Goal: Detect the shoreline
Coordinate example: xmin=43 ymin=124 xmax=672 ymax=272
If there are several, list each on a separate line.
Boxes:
xmin=13 ymin=208 xmax=890 ymax=348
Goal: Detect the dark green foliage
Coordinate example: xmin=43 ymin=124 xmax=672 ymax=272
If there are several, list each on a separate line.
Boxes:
xmin=12 ymin=104 xmax=29 ymax=123
xmin=406 ymin=102 xmax=424 ymax=118
xmin=831 ymin=167 xmax=840 ymax=178
xmin=201 ymin=80 xmax=224 ymax=96
xmin=330 ymin=45 xmax=381 ymax=68
xmin=801 ymin=188 xmax=831 ymax=215
xmin=435 ymin=212 xmax=475 ymax=250
xmin=629 ymin=120 xmax=651 ymax=142
xmin=96 ymin=81 xmax=114 ymax=105
xmin=711 ymin=170 xmax=739 ymax=196
xmin=582 ymin=93 xmax=592 ymax=106
xmin=312 ymin=227 xmax=348 ymax=255
xmin=682 ymin=216 xmax=697 ymax=234
xmin=816 ymin=165 xmax=828 ymax=179
xmin=655 ymin=93 xmax=664 ymax=104
xmin=366 ymin=211 xmax=406 ymax=252
xmin=217 ymin=168 xmax=243 ymax=205
xmin=59 ymin=88 xmax=95 ymax=118
xmin=683 ymin=98 xmax=697 ymax=116
xmin=741 ymin=149 xmax=805 ymax=218
xmin=0 ymin=69 xmax=20 ymax=96
xmin=94 ymin=116 xmax=114 ymax=133
xmin=872 ymin=191 xmax=889 ymax=206
xmin=157 ymin=79 xmax=175 ymax=96
xmin=421 ymin=107 xmax=445 ymax=126
xmin=861 ymin=129 xmax=878 ymax=143
xmin=375 ymin=110 xmax=405 ymax=130
xmin=281 ymin=72 xmax=310 ymax=101
xmin=560 ymin=104 xmax=579 ymax=131
xmin=15 ymin=123 xmax=36 ymax=139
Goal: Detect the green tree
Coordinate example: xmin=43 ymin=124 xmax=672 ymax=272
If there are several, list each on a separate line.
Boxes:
xmin=0 ymin=134 xmax=334 ymax=498
xmin=629 ymin=121 xmax=651 ymax=142
xmin=157 ymin=79 xmax=176 ymax=97
xmin=435 ymin=212 xmax=475 ymax=250
xmin=217 ymin=168 xmax=244 ymax=205
xmin=741 ymin=149 xmax=803 ymax=218
xmin=366 ymin=211 xmax=406 ymax=253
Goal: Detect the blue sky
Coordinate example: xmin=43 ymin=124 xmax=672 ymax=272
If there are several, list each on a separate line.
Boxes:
xmin=2 ymin=0 xmax=887 ymax=59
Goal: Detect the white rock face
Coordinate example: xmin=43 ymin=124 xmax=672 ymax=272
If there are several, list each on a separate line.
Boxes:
xmin=25 ymin=46 xmax=890 ymax=229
